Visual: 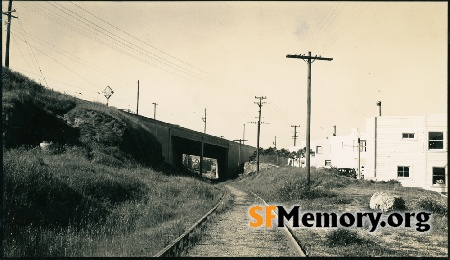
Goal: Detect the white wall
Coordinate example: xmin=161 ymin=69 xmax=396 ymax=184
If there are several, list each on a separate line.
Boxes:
xmin=365 ymin=114 xmax=447 ymax=192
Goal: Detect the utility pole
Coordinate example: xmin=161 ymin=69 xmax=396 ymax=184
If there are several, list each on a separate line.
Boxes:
xmin=286 ymin=51 xmax=333 ymax=188
xmin=202 ymin=108 xmax=206 ymax=134
xmin=152 ymin=102 xmax=158 ymax=119
xmin=136 ymin=80 xmax=139 ymax=115
xmin=291 ymin=125 xmax=300 ymax=146
xmin=3 ymin=0 xmax=17 ymax=68
xmin=242 ymin=124 xmax=246 ymax=145
xmin=357 ymin=137 xmax=361 ymax=179
xmin=254 ymin=96 xmax=267 ymax=174
xmin=233 ymin=139 xmax=248 ymax=168
xmin=199 ymin=108 xmax=206 ymax=178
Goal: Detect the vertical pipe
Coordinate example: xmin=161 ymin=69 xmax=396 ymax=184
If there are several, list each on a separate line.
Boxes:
xmin=377 ymin=101 xmax=381 ymax=117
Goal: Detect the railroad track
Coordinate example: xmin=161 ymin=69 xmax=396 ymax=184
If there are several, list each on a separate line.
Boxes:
xmin=155 ymin=184 xmax=306 ymax=257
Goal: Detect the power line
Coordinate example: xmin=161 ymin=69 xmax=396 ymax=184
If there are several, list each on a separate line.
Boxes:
xmin=13 ymin=17 xmax=49 ymax=88
xmin=304 ymin=3 xmax=343 ymax=50
xmin=47 ymin=2 xmax=253 ymax=98
xmin=303 ymin=3 xmax=338 ymax=49
xmin=69 ymin=1 xmax=255 ymax=97
xmin=14 ymin=29 xmax=134 ymax=85
xmin=320 ymin=3 xmax=371 ymax=54
xmin=16 ymin=1 xmax=254 ymax=104
xmin=11 ymin=31 xmax=101 ymax=90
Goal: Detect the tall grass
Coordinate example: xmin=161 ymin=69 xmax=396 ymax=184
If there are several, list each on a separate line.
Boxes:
xmin=3 ymin=147 xmax=222 ymax=256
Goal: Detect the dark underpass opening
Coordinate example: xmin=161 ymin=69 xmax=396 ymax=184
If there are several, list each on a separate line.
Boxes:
xmin=172 ymin=136 xmax=228 ymax=180
xmin=183 ymin=155 xmax=218 ymax=179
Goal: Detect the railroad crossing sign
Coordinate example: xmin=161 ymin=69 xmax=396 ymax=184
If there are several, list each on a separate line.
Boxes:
xmin=103 ymin=86 xmax=114 ymax=106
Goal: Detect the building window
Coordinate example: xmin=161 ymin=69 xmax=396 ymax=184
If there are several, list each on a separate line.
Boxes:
xmin=432 ymin=167 xmax=446 ymax=185
xmin=325 ymin=160 xmax=331 ymax=166
xmin=402 ymin=133 xmax=415 ymax=139
xmin=429 ymin=132 xmax=444 ymax=149
xmin=397 ymin=166 xmax=410 ymax=178
xmin=316 ymin=146 xmax=322 ymax=154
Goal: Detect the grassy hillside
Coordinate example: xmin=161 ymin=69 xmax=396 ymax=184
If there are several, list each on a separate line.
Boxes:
xmin=232 ymin=166 xmax=448 ymax=257
xmin=2 ymin=67 xmax=164 ymax=167
xmin=2 ymin=67 xmax=223 ymax=256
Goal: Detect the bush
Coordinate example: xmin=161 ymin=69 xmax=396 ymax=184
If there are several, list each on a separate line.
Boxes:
xmin=413 ymin=197 xmax=447 ymax=216
xmin=326 ymin=229 xmax=367 ymax=247
xmin=278 ymin=180 xmax=337 ymax=200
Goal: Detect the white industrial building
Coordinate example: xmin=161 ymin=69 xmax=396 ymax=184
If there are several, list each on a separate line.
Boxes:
xmin=289 ymin=102 xmax=447 ymax=193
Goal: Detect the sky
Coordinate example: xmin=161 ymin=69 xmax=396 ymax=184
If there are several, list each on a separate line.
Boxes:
xmin=2 ymin=1 xmax=447 ymax=149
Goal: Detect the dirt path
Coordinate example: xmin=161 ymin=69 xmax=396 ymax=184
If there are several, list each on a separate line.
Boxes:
xmin=182 ymin=184 xmax=297 ymax=257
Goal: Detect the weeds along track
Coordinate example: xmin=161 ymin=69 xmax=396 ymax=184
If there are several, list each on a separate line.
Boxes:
xmin=245 ymin=187 xmax=307 ymax=257
xmin=179 ymin=184 xmax=304 ymax=257
xmin=153 ymin=188 xmax=228 ymax=257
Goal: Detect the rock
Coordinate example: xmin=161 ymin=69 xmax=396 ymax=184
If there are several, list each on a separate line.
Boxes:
xmin=369 ymin=192 xmax=405 ymax=212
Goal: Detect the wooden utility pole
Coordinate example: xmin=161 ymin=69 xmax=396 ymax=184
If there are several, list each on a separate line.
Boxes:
xmin=233 ymin=139 xmax=248 ymax=167
xmin=3 ymin=0 xmax=17 ymax=67
xmin=136 ymin=80 xmax=139 ymax=115
xmin=242 ymin=124 xmax=246 ymax=145
xmin=202 ymin=108 xmax=206 ymax=134
xmin=199 ymin=108 xmax=206 ymax=178
xmin=152 ymin=102 xmax=158 ymax=119
xmin=357 ymin=137 xmax=361 ymax=179
xmin=286 ymin=51 xmax=333 ymax=188
xmin=291 ymin=125 xmax=300 ymax=146
xmin=255 ymin=96 xmax=267 ymax=174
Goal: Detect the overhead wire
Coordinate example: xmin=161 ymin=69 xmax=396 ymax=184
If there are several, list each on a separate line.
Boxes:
xmin=304 ymin=2 xmax=341 ymax=50
xmin=11 ymin=30 xmax=103 ymax=91
xmin=19 ymin=2 xmax=193 ymax=82
xmin=69 ymin=1 xmax=255 ymax=97
xmin=320 ymin=3 xmax=371 ymax=54
xmin=11 ymin=35 xmax=34 ymax=73
xmin=15 ymin=12 xmax=49 ymax=87
xmin=49 ymin=2 xmax=253 ymax=99
xmin=16 ymin=1 xmax=254 ymax=104
xmin=303 ymin=3 xmax=338 ymax=50
xmin=17 ymin=29 xmax=134 ymax=85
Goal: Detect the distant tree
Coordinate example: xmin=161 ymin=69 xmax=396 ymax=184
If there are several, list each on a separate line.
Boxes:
xmin=277 ymin=148 xmax=291 ymax=158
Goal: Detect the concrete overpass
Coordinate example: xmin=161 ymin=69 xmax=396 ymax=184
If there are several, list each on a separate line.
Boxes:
xmin=129 ymin=113 xmax=256 ymax=180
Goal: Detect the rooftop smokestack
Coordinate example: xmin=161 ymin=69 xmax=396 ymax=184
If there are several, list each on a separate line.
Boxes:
xmin=376 ymin=101 xmax=381 ymax=116
xmin=333 ymin=125 xmax=336 ymax=136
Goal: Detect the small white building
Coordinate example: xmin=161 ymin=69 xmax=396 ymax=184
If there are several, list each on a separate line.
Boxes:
xmin=290 ymin=128 xmax=368 ymax=177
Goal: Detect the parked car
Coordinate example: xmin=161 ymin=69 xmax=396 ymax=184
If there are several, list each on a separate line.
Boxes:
xmin=337 ymin=168 xmax=356 ymax=179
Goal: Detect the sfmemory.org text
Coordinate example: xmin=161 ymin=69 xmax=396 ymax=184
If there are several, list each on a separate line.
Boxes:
xmin=249 ymin=205 xmax=432 ymax=232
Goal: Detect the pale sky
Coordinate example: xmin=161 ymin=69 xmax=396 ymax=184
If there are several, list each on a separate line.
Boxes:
xmin=2 ymin=1 xmax=447 ymax=149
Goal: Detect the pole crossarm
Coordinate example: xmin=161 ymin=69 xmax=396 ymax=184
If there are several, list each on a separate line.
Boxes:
xmin=286 ymin=54 xmax=333 ymax=61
